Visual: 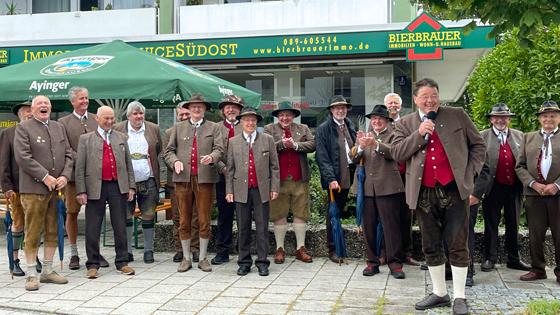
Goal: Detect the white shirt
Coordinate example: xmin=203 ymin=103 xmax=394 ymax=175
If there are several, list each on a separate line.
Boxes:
xmin=333 ymin=118 xmax=353 ymax=164
xmin=73 ymin=111 xmax=88 ymax=121
xmin=492 ymin=126 xmax=509 ymax=145
xmin=97 ymin=126 xmax=111 ymax=144
xmin=243 ymin=131 xmax=257 ymax=146
xmin=540 ymin=127 xmax=558 ymax=180
xmin=127 ymin=122 xmax=152 ymax=182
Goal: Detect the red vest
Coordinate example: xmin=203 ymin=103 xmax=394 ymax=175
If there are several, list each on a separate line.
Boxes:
xmin=190 ymin=135 xmax=198 ymax=175
xmin=495 ymin=141 xmax=516 ymax=185
xmin=278 ymin=128 xmax=302 ymax=181
xmin=102 ymin=141 xmax=118 ymax=181
xmin=248 ymin=148 xmax=258 ymax=188
xmin=422 ymin=131 xmax=454 ymax=187
xmin=398 ymin=161 xmax=406 ymax=174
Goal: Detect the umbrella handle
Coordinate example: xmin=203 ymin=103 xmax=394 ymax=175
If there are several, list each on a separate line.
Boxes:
xmin=328 ymin=188 xmax=341 ymax=202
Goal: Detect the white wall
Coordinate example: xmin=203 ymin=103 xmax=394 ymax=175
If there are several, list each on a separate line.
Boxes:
xmin=0 ymin=8 xmax=157 ymax=42
xmin=179 ymin=0 xmax=389 ymax=34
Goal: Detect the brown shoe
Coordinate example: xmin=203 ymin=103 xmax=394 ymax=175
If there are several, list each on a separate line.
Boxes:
xmin=40 ymin=271 xmax=68 ymax=284
xmin=177 ymin=258 xmax=192 ymax=272
xmin=118 ymin=265 xmax=135 ymax=275
xmin=69 ymin=255 xmax=80 ymax=270
xmin=86 ymin=268 xmax=99 ymax=279
xmin=198 ymin=259 xmax=212 ymax=272
xmin=25 ymin=276 xmax=39 ymax=291
xmin=328 ymin=252 xmax=343 ymax=264
xmin=295 ymin=246 xmax=313 ymax=263
xmin=520 ymin=271 xmax=547 ymax=281
xmin=274 ymin=247 xmax=286 ymax=264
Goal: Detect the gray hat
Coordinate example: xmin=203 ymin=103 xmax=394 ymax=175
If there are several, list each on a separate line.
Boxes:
xmin=182 ymin=94 xmax=211 ymax=110
xmin=535 ymin=100 xmax=560 ymax=116
xmin=11 ymin=101 xmax=31 ymax=116
xmin=218 ymin=94 xmax=244 ymax=110
xmin=486 ymin=103 xmax=516 ymax=117
xmin=236 ymin=107 xmax=263 ymax=122
xmin=328 ymin=95 xmax=352 ymax=110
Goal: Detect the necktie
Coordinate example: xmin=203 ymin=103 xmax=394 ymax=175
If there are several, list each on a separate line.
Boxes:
xmin=499 ymin=132 xmax=506 ymax=145
xmin=544 ymin=133 xmax=551 ymax=157
xmin=103 ymin=130 xmax=109 ymax=145
xmin=248 ymin=134 xmax=253 ymax=149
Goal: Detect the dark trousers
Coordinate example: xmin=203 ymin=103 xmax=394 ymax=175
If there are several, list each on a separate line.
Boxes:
xmin=468 ymin=203 xmax=479 ymax=275
xmin=215 ymin=180 xmax=235 ymax=258
xmin=236 ymin=187 xmax=270 ymax=268
xmin=326 ymin=188 xmax=350 ymax=254
xmin=482 ymin=183 xmax=522 ymax=262
xmin=85 ymin=181 xmax=128 ymax=270
xmin=525 ymin=195 xmax=560 ymax=275
xmin=400 ymin=173 xmax=413 ymax=257
xmin=416 ymin=182 xmax=470 ymax=267
xmin=363 ymin=194 xmax=407 ymax=269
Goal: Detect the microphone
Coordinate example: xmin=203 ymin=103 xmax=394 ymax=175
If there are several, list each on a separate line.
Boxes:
xmin=423 ymin=111 xmax=438 ymax=142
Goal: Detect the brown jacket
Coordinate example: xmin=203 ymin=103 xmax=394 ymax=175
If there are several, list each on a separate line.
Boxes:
xmin=14 ymin=119 xmax=73 ymax=195
xmin=164 ymin=119 xmax=224 ymax=184
xmin=113 ymin=121 xmax=162 ymax=187
xmin=75 ymin=130 xmax=135 ymax=199
xmin=472 ymin=127 xmax=523 ymax=199
xmin=0 ymin=126 xmax=20 ymax=192
xmin=515 ymin=130 xmax=560 ymax=196
xmin=216 ymin=120 xmax=243 ymax=176
xmin=163 ymin=127 xmax=174 ymax=188
xmin=58 ymin=112 xmax=98 ymax=182
xmin=349 ymin=128 xmax=404 ymax=197
xmin=263 ymin=122 xmax=315 ymax=182
xmin=226 ymin=132 xmax=280 ymax=203
xmin=390 ymin=107 xmax=486 ymax=209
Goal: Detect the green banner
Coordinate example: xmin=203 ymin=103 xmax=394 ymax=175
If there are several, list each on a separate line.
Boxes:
xmin=0 ymin=26 xmax=494 ymax=65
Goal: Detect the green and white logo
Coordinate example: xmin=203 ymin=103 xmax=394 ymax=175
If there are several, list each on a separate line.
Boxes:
xmin=40 ymin=55 xmax=114 ymax=76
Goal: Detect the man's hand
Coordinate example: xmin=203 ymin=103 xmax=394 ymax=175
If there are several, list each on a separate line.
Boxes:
xmin=76 ymin=193 xmax=88 ymax=205
xmin=200 ymin=155 xmax=213 ymax=165
xmin=225 ymin=194 xmax=234 ymax=203
xmin=128 ymin=189 xmax=135 ymax=202
xmin=55 ymin=176 xmax=68 ymax=190
xmin=174 ymin=161 xmax=184 ymax=174
xmin=531 ymin=182 xmax=547 ymax=196
xmin=270 ymin=191 xmax=278 ymax=200
xmin=43 ymin=175 xmax=57 ymax=191
xmin=282 ymin=137 xmax=294 ymax=149
xmin=469 ymin=195 xmax=480 ymax=206
xmin=419 ymin=120 xmax=435 ymax=137
xmin=4 ymin=190 xmax=14 ymax=201
xmin=543 ymin=183 xmax=559 ymax=196
xmin=329 ymin=181 xmax=339 ymax=191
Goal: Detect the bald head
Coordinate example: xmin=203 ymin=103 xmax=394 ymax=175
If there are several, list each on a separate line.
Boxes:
xmin=96 ymin=106 xmax=115 ymax=131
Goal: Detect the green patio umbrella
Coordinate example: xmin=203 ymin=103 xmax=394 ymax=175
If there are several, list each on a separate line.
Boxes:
xmin=0 ymin=40 xmax=261 ymax=112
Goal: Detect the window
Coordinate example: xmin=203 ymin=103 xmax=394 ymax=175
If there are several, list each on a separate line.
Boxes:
xmin=32 ymin=0 xmax=71 ymax=13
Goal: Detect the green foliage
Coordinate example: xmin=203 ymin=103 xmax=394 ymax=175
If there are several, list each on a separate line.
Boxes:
xmin=467 ymin=26 xmax=560 ymax=132
xmin=417 ymin=0 xmax=560 ymax=46
xmin=4 ymin=0 xmax=17 ymax=15
xmin=524 ymin=299 xmax=560 ymax=315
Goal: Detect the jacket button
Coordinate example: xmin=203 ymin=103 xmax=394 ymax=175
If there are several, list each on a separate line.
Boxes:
xmin=418 ymin=177 xmax=422 ymax=180
xmin=420 ymin=164 xmax=424 ymax=167
xmin=421 ymin=150 xmax=425 ymax=154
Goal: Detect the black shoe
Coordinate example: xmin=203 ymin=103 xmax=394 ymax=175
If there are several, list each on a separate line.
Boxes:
xmin=127 ymin=253 xmax=134 ymax=262
xmin=173 ymin=252 xmax=183 ymax=263
xmin=452 ymin=298 xmax=468 ymax=315
xmin=192 ymin=251 xmax=199 ymax=263
xmin=211 ymin=255 xmax=230 ymax=265
xmin=507 ymin=260 xmax=531 ymax=271
xmin=465 ymin=275 xmax=474 ymax=287
xmin=99 ymin=255 xmax=110 ymax=268
xmin=390 ymin=268 xmax=406 ymax=279
xmin=144 ymin=251 xmax=154 ymax=264
xmin=257 ymin=265 xmax=269 ymax=277
xmin=481 ymin=260 xmax=495 ymax=272
xmin=363 ymin=263 xmax=380 ymax=276
xmin=12 ymin=259 xmax=25 ymax=277
xmin=237 ymin=265 xmax=250 ymax=276
xmin=415 ymin=293 xmax=451 ymax=310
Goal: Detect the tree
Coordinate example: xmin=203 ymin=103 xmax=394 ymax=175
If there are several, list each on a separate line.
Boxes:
xmin=467 ymin=26 xmax=560 ymax=132
xmin=417 ymin=0 xmax=560 ymax=46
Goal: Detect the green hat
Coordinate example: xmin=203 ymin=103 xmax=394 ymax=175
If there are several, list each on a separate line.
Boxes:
xmin=271 ymin=101 xmax=301 ymax=118
xmin=236 ymin=106 xmax=263 ymax=122
xmin=11 ymin=101 xmax=31 ymax=116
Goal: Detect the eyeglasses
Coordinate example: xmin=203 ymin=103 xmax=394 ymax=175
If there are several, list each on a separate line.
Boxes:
xmin=416 ymin=95 xmax=439 ymax=102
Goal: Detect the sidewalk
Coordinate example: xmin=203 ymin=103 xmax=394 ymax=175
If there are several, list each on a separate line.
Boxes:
xmin=0 ymin=236 xmax=559 ymax=315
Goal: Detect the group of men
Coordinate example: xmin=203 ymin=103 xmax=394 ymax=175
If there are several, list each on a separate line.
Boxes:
xmin=1 ymin=78 xmax=559 ymax=315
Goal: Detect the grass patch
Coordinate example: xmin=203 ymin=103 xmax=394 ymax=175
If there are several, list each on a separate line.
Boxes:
xmin=524 ymin=299 xmax=560 ymax=315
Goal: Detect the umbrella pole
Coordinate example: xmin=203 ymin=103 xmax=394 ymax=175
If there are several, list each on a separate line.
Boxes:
xmin=6 ymin=197 xmax=13 ymax=279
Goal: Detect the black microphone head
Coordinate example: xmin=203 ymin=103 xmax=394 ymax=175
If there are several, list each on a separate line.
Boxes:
xmin=426 ymin=111 xmax=438 ymax=120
